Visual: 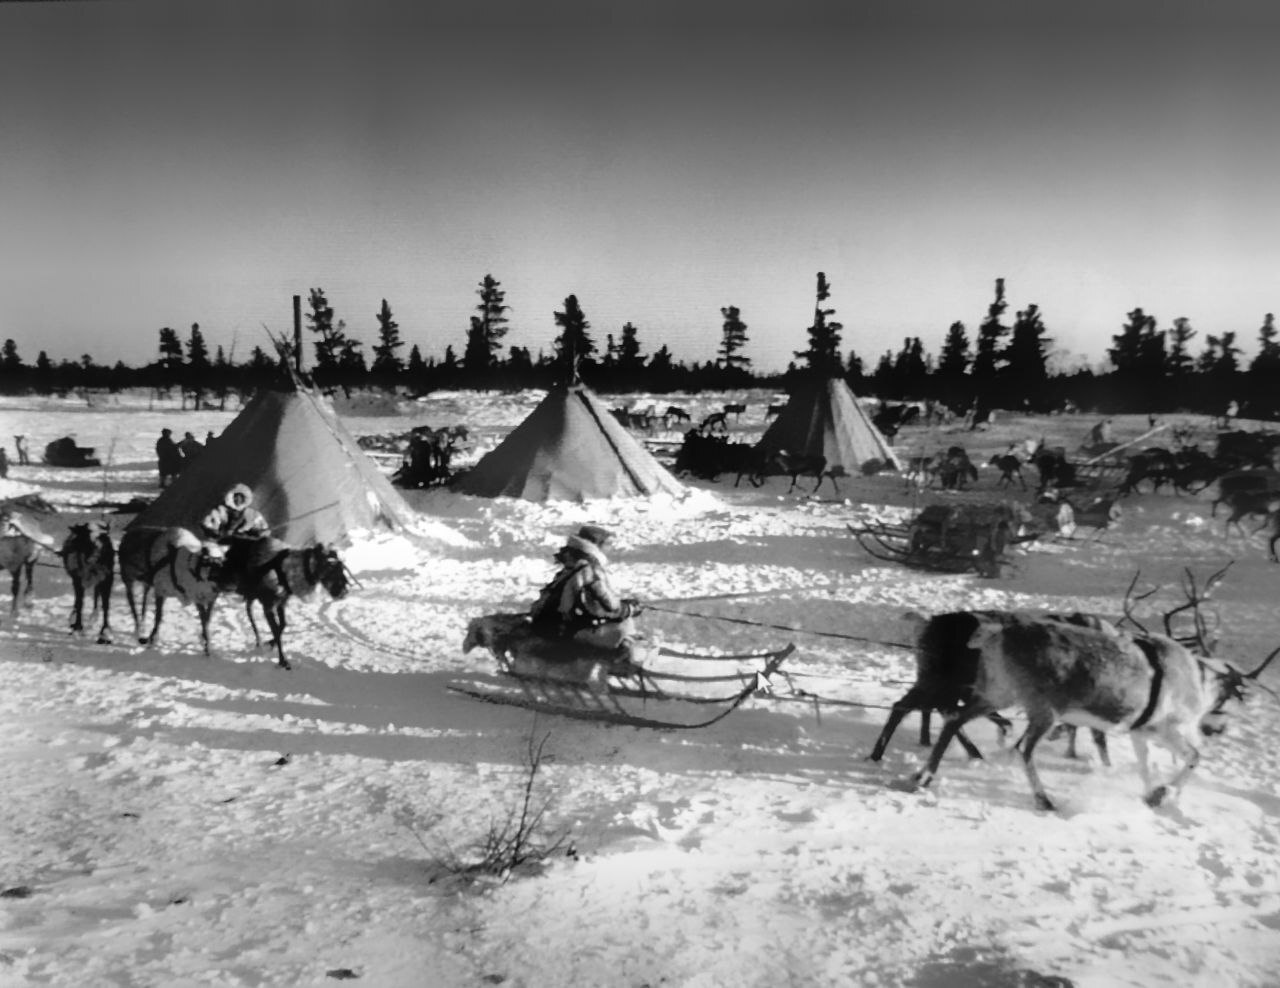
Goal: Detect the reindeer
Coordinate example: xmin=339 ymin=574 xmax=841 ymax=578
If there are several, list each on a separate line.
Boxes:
xmin=60 ymin=522 xmax=115 ymax=643
xmin=217 ymin=537 xmax=351 ymax=670
xmin=908 ymin=568 xmax=1278 ymax=810
xmin=662 ymin=405 xmax=692 ymax=428
xmin=699 ymin=412 xmax=729 ymax=434
xmin=868 ymin=610 xmax=1017 ymax=763
xmin=1218 ymin=490 xmax=1280 ymax=538
xmin=1212 ymin=472 xmax=1280 ymax=536
xmin=0 ymin=510 xmax=45 ymax=621
xmin=987 ymin=451 xmax=1026 ymax=490
xmin=722 ymin=402 xmax=747 ymax=422
xmin=754 ymin=451 xmax=840 ymax=495
xmin=462 ymin=612 xmax=613 ymax=685
xmin=902 ymin=454 xmax=939 ymax=493
xmin=1119 ymin=447 xmax=1178 ymax=495
xmin=764 ymin=403 xmax=788 ymax=420
xmin=119 ymin=527 xmax=225 ymax=653
xmin=936 ymin=446 xmax=978 ymax=490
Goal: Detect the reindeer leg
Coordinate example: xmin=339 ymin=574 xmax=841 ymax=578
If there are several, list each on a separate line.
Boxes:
xmin=913 ymin=707 xmax=988 ymax=789
xmin=196 ymin=602 xmax=213 ymax=656
xmin=1142 ymin=726 xmax=1201 ymax=807
xmin=8 ymin=569 xmax=18 ymax=622
xmin=1018 ymin=708 xmax=1058 ymax=812
xmin=125 ymin=580 xmax=150 ymax=642
xmin=70 ymin=579 xmax=85 ymax=635
xmin=266 ymin=603 xmax=290 ymax=670
xmin=1091 ymin=729 xmax=1110 ymax=767
xmin=144 ymin=596 xmax=165 ymax=647
xmin=245 ymin=599 xmax=262 ymax=648
xmin=869 ymin=687 xmax=936 ymax=761
xmin=96 ymin=575 xmax=114 ymax=645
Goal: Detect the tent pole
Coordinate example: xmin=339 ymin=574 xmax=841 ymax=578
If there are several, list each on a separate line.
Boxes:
xmin=292 ymin=295 xmax=303 ymax=374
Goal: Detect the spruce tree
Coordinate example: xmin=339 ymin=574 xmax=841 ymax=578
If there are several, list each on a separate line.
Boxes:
xmin=1248 ymin=313 xmax=1280 ymax=416
xmin=718 ymin=305 xmax=751 ymax=376
xmin=795 ymin=272 xmax=843 ymax=376
xmin=552 ymin=294 xmax=594 ymax=382
xmin=371 ymin=299 xmax=404 ymax=379
xmin=186 ymin=323 xmax=210 ymax=404
xmin=1004 ymin=304 xmax=1052 ymax=409
xmin=617 ymin=322 xmax=644 ymax=375
xmin=971 ymin=278 xmax=1008 ymax=389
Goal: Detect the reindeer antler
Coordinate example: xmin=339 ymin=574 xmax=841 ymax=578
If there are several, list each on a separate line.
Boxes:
xmin=1161 ymin=562 xmax=1233 ymax=655
xmin=1118 ymin=570 xmax=1160 ymax=634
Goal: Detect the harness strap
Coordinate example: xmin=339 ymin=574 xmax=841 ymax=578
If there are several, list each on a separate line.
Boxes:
xmin=1130 ymin=636 xmax=1165 ymax=730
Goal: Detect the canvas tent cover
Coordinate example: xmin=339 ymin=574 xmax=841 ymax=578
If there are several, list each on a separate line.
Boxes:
xmin=757 ymin=377 xmax=902 ymax=474
xmin=127 ymin=388 xmax=413 ymax=546
xmin=452 ymin=384 xmax=684 ymax=501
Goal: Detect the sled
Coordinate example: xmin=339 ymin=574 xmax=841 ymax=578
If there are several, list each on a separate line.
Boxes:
xmin=451 ymin=629 xmax=794 ymax=730
xmin=42 ymin=436 xmax=100 ymax=468
xmin=849 ymin=502 xmax=1044 ymax=577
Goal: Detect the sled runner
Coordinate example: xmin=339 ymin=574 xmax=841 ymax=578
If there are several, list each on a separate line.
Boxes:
xmin=456 ymin=611 xmax=794 ymax=729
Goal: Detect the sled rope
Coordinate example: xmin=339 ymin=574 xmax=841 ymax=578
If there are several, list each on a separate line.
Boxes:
xmin=643 ymin=603 xmax=913 ymax=650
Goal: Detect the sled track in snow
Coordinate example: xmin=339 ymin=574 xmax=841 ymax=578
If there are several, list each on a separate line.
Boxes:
xmin=315 ymin=596 xmax=430 ymax=664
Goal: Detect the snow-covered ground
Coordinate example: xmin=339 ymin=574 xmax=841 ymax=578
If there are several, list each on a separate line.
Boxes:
xmin=2 ymin=391 xmax=1279 ymax=988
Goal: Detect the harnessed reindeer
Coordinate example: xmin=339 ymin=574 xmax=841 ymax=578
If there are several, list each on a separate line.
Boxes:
xmin=217 ymin=537 xmax=353 ymax=670
xmin=60 ymin=522 xmax=115 ymax=643
xmin=904 ymin=565 xmax=1278 ymax=810
xmin=119 ymin=527 xmax=225 ymax=654
xmin=0 ymin=510 xmax=46 ymax=622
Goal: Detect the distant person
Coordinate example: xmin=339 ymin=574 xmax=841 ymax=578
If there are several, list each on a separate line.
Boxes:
xmin=1087 ymin=418 xmax=1113 ymax=447
xmin=156 ymin=428 xmax=182 ymax=488
xmin=178 ymin=431 xmax=204 ymax=462
xmin=0 ymin=447 xmax=8 ymax=479
xmin=200 ymin=483 xmax=269 ymax=544
xmin=13 ymin=435 xmax=29 ymax=465
xmin=205 ymin=430 xmax=216 ymax=448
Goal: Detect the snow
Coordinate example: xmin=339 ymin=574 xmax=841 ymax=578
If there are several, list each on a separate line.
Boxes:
xmin=2 ymin=392 xmax=1279 ymax=988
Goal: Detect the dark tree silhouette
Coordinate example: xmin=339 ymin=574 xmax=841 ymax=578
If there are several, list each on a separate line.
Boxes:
xmin=552 ymin=294 xmax=594 ymax=383
xmin=795 ymin=272 xmax=843 ymax=377
xmin=616 ymin=322 xmax=645 ymax=377
xmin=1004 ymin=304 xmax=1052 ymax=410
xmin=371 ymin=299 xmax=404 ymax=379
xmin=718 ymin=305 xmax=751 ymax=376
xmin=971 ymin=278 xmax=1008 ymax=391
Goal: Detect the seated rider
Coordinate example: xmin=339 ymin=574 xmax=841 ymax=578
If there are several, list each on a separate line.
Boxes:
xmin=200 ymin=483 xmax=270 ymax=545
xmin=529 ymin=524 xmax=640 ymax=658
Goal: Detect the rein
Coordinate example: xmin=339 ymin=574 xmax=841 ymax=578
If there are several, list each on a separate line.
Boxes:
xmin=641 ymin=602 xmax=915 ymax=650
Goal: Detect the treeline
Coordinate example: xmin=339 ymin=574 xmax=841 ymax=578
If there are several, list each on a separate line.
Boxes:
xmin=1 ymin=275 xmax=1277 ymax=419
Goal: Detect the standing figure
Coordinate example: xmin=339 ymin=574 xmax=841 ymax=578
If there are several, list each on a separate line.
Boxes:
xmin=156 ymin=428 xmax=183 ymax=488
xmin=13 ymin=435 xmax=30 ymax=465
xmin=178 ymin=431 xmax=204 ymax=463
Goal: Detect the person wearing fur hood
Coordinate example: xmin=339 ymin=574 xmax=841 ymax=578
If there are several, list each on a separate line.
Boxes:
xmin=529 ymin=524 xmax=639 ymax=653
xmin=200 ymin=483 xmax=270 ymax=544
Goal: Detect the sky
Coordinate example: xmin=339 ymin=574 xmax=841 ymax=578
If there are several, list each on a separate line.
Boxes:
xmin=3 ymin=0 xmax=1280 ymax=373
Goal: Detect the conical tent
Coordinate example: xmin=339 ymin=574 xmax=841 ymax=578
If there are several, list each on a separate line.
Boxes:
xmin=451 ymin=383 xmax=684 ymax=501
xmin=756 ymin=377 xmax=902 ymax=474
xmin=127 ymin=387 xmax=414 ymax=546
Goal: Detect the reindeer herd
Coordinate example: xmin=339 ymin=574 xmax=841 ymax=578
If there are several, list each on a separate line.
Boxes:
xmin=0 ymin=508 xmax=351 ymax=670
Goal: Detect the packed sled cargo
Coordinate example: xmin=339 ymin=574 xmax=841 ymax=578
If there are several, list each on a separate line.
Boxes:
xmin=451 ymin=383 xmax=685 ymax=501
xmin=126 ymin=387 xmax=414 ymax=546
xmin=757 ymin=376 xmax=902 ymax=476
